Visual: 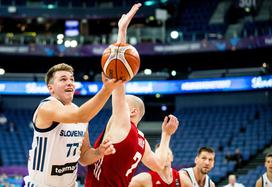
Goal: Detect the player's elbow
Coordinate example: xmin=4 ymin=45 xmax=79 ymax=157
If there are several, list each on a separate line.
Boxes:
xmin=128 ymin=180 xmax=139 ymax=187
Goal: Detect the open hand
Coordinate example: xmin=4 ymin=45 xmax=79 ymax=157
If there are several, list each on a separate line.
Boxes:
xmin=162 ymin=114 xmax=179 ymax=135
xmin=102 ymin=72 xmax=123 ymax=92
xmin=118 ymin=3 xmax=142 ymax=32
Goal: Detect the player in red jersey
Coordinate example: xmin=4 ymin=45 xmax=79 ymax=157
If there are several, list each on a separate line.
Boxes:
xmin=129 ymin=144 xmax=192 ymax=187
xmin=85 ymin=3 xmax=179 ymax=187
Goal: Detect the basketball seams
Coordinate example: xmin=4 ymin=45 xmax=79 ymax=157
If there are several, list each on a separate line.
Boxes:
xmin=124 ymin=53 xmax=140 ymax=73
xmin=103 ymin=46 xmax=118 ymax=75
xmin=101 ymin=43 xmax=140 ymax=81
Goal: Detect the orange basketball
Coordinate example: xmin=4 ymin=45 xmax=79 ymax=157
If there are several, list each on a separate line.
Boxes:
xmin=101 ymin=43 xmax=140 ymax=81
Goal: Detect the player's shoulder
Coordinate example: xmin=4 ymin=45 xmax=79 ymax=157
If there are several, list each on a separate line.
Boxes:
xmin=38 ymin=99 xmax=61 ymax=112
xmin=178 ymin=169 xmax=190 ymax=180
xmin=137 ymin=129 xmax=145 ymax=137
xmin=130 ymin=172 xmax=152 ymax=187
xmin=255 ymin=176 xmax=262 ymax=187
xmin=210 ymin=180 xmax=216 ymax=187
xmin=178 ymin=170 xmax=193 ymax=187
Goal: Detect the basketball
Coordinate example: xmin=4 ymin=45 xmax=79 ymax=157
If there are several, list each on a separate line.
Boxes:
xmin=101 ymin=43 xmax=140 ymax=81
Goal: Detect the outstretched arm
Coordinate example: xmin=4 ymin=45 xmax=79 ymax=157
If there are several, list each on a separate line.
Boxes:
xmin=110 ymin=3 xmax=142 ymax=131
xmin=255 ymin=177 xmax=262 ymax=187
xmin=37 ymin=76 xmax=122 ymax=128
xmin=141 ymin=115 xmax=179 ymax=172
xmin=117 ymin=3 xmax=141 ymax=44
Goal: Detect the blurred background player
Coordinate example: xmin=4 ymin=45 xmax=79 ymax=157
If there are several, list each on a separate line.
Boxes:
xmin=85 ymin=3 xmax=179 ymax=186
xmin=129 ymin=144 xmax=192 ymax=187
xmin=223 ymin=174 xmax=245 ymax=187
xmin=180 ymin=147 xmax=216 ymax=187
xmin=255 ymin=153 xmax=272 ymax=187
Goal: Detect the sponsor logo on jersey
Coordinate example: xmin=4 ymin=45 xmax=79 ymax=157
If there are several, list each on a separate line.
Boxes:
xmin=138 ymin=138 xmax=145 ymax=148
xmin=60 ymin=130 xmax=84 ymax=137
xmin=51 ymin=162 xmax=77 ymax=176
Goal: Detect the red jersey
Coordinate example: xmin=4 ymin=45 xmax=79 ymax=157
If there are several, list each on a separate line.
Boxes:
xmin=149 ymin=169 xmax=181 ymax=187
xmin=85 ymin=122 xmax=146 ymax=187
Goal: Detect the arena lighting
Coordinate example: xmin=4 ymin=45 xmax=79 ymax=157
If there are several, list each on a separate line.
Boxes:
xmin=70 ymin=40 xmax=78 ymax=48
xmin=129 ymin=37 xmax=137 ymax=45
xmin=144 ymin=1 xmax=156 ymax=6
xmin=64 ymin=40 xmax=71 ymax=48
xmin=0 ymin=68 xmax=5 ymax=75
xmin=170 ymin=31 xmax=179 ymax=39
xmin=47 ymin=4 xmax=55 ymax=9
xmin=161 ymin=105 xmax=167 ymax=111
xmin=65 ymin=20 xmax=79 ymax=37
xmin=155 ymin=93 xmax=161 ymax=98
xmin=171 ymin=70 xmax=177 ymax=76
xmin=83 ymin=75 xmax=89 ymax=81
xmin=7 ymin=6 xmax=16 ymax=13
xmin=144 ymin=69 xmax=152 ymax=75
xmin=57 ymin=34 xmax=64 ymax=40
xmin=244 ymin=7 xmax=251 ymax=12
xmin=57 ymin=39 xmax=63 ymax=45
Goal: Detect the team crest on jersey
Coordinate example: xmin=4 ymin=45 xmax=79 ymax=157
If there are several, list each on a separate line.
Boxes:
xmin=138 ymin=138 xmax=144 ymax=148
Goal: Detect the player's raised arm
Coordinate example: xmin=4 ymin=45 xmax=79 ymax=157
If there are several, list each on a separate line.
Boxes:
xmin=141 ymin=115 xmax=179 ymax=172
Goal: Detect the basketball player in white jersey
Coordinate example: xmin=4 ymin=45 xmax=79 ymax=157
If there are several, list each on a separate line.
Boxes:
xmin=180 ymin=147 xmax=216 ymax=187
xmin=256 ymin=152 xmax=272 ymax=187
xmin=24 ymin=63 xmax=122 ymax=187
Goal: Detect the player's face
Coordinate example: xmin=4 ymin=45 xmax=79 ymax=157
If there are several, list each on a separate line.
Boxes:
xmin=195 ymin=151 xmax=215 ymax=175
xmin=265 ymin=156 xmax=272 ymax=173
xmin=50 ymin=71 xmax=75 ymax=104
xmin=228 ymin=175 xmax=236 ymax=184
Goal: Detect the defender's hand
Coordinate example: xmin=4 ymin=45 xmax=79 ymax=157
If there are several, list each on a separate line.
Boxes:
xmin=162 ymin=114 xmax=179 ymax=135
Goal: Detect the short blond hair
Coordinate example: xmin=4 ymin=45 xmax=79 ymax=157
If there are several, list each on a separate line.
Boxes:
xmin=125 ymin=95 xmax=145 ymax=120
xmin=45 ymin=63 xmax=74 ymax=84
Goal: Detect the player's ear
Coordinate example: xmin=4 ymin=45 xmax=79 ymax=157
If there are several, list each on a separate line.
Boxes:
xmin=194 ymin=156 xmax=198 ymax=164
xmin=47 ymin=84 xmax=53 ymax=93
xmin=130 ymin=107 xmax=138 ymax=117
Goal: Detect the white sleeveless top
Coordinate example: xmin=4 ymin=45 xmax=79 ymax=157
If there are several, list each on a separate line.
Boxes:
xmin=262 ymin=172 xmax=272 ymax=187
xmin=24 ymin=96 xmax=88 ymax=187
xmin=183 ymin=167 xmax=212 ymax=187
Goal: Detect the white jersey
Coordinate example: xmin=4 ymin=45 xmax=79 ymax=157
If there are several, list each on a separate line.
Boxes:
xmin=24 ymin=96 xmax=88 ymax=187
xmin=223 ymin=182 xmax=245 ymax=187
xmin=183 ymin=167 xmax=212 ymax=187
xmin=262 ymin=172 xmax=272 ymax=187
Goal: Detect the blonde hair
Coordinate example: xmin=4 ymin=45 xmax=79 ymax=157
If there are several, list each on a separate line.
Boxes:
xmin=45 ymin=63 xmax=74 ymax=84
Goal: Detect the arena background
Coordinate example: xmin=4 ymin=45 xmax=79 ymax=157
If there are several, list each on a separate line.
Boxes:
xmin=0 ymin=0 xmax=271 ymax=186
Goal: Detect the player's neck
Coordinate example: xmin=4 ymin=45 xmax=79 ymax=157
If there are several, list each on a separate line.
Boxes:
xmin=193 ymin=167 xmax=206 ymax=187
xmin=267 ymin=171 xmax=272 ymax=182
xmin=160 ymin=167 xmax=173 ymax=183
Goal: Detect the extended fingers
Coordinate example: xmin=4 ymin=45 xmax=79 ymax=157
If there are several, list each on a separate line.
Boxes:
xmin=126 ymin=3 xmax=142 ymax=19
xmin=168 ymin=114 xmax=179 ymax=124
